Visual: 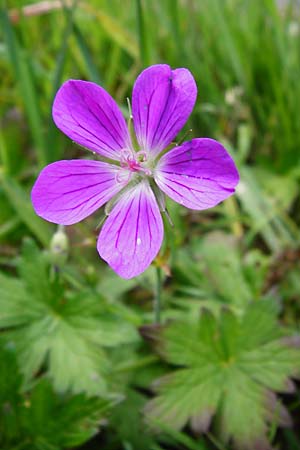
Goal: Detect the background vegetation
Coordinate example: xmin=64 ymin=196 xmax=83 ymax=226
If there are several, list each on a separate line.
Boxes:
xmin=1 ymin=0 xmax=300 ymax=449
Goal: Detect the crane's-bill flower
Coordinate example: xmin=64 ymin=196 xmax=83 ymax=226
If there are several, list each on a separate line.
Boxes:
xmin=31 ymin=64 xmax=239 ymax=279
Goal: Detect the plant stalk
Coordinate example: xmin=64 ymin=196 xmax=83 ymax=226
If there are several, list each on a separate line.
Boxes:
xmin=154 ymin=266 xmax=162 ymax=324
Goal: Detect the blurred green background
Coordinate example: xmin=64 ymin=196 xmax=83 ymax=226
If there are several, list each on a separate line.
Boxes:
xmin=0 ymin=1 xmax=300 ymax=449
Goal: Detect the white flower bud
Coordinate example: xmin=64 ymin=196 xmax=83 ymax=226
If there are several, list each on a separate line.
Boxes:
xmin=50 ymin=226 xmax=69 ymax=266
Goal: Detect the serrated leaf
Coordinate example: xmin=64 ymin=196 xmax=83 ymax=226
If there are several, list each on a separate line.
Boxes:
xmin=199 ymin=232 xmax=253 ymax=307
xmin=0 ymin=341 xmax=118 ymax=450
xmin=145 ymin=301 xmax=300 ymax=449
xmin=18 ymin=237 xmax=53 ymax=304
xmin=238 ymin=301 xmax=280 ymax=350
xmin=20 ymin=380 xmax=118 ymax=449
xmin=0 ymin=239 xmax=138 ymax=396
xmin=146 ymin=367 xmax=222 ymax=431
xmin=218 ymin=370 xmax=267 ymax=446
xmin=173 ymin=232 xmax=257 ymax=310
xmin=0 ymin=272 xmax=44 ymax=327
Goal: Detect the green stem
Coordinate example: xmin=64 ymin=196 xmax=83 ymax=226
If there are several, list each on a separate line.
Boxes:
xmin=154 ymin=266 xmax=162 ymax=324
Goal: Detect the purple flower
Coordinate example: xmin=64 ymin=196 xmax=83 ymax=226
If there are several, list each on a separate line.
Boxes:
xmin=31 ymin=64 xmax=239 ymax=279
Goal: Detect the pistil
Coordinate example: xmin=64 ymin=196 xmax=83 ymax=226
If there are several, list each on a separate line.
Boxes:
xmin=117 ymin=149 xmax=152 ymax=182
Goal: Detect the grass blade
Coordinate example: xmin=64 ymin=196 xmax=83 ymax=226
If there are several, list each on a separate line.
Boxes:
xmin=0 ymin=8 xmax=47 ymax=168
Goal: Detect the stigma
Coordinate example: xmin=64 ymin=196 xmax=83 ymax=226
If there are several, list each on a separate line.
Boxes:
xmin=119 ymin=149 xmax=152 ymax=176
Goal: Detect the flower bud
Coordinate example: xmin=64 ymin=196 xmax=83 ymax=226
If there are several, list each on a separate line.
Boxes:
xmin=49 ymin=226 xmax=69 ymax=266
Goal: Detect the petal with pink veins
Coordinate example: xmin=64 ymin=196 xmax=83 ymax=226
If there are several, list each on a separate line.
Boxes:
xmin=31 ymin=159 xmax=126 ymax=225
xmin=154 ymin=138 xmax=239 ymax=210
xmin=132 ymin=64 xmax=197 ymax=158
xmin=52 ymin=80 xmax=131 ymax=160
xmin=98 ymin=181 xmax=163 ymax=279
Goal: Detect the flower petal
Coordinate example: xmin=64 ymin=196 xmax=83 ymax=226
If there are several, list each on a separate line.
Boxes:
xmin=31 ymin=159 xmax=125 ymax=225
xmin=132 ymin=64 xmax=197 ymax=158
xmin=154 ymin=138 xmax=239 ymax=210
xmin=97 ymin=181 xmax=163 ymax=279
xmin=52 ymin=80 xmax=131 ymax=160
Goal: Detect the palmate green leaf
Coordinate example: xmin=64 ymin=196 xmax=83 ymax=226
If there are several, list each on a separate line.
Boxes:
xmin=199 ymin=232 xmax=253 ymax=307
xmin=0 ymin=342 xmax=118 ymax=450
xmin=17 ymin=237 xmax=54 ymax=303
xmin=0 ymin=239 xmax=138 ymax=396
xmin=173 ymin=232 xmax=264 ymax=311
xmin=20 ymin=380 xmax=118 ymax=450
xmin=145 ymin=302 xmax=300 ymax=449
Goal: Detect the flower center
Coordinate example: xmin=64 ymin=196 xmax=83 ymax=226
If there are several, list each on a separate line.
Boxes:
xmin=119 ymin=149 xmax=152 ymax=176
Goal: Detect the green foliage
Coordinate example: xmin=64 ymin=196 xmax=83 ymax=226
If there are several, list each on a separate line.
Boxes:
xmin=1 ymin=0 xmax=300 ymax=449
xmin=0 ymin=174 xmax=52 ymax=246
xmin=237 ymin=167 xmax=300 ymax=252
xmin=109 ymin=389 xmax=157 ymax=450
xmin=191 ymin=232 xmax=253 ymax=307
xmin=145 ymin=302 xmax=300 ymax=449
xmin=0 ymin=341 xmax=117 ymax=450
xmin=172 ymin=231 xmax=270 ymax=317
xmin=0 ymin=8 xmax=47 ymax=167
xmin=0 ymin=239 xmax=138 ymax=395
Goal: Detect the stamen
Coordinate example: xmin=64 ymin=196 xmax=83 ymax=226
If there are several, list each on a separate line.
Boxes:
xmin=118 ymin=148 xmax=151 ymax=177
xmin=120 ymin=148 xmax=135 ymax=167
xmin=136 ymin=150 xmax=147 ymax=162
